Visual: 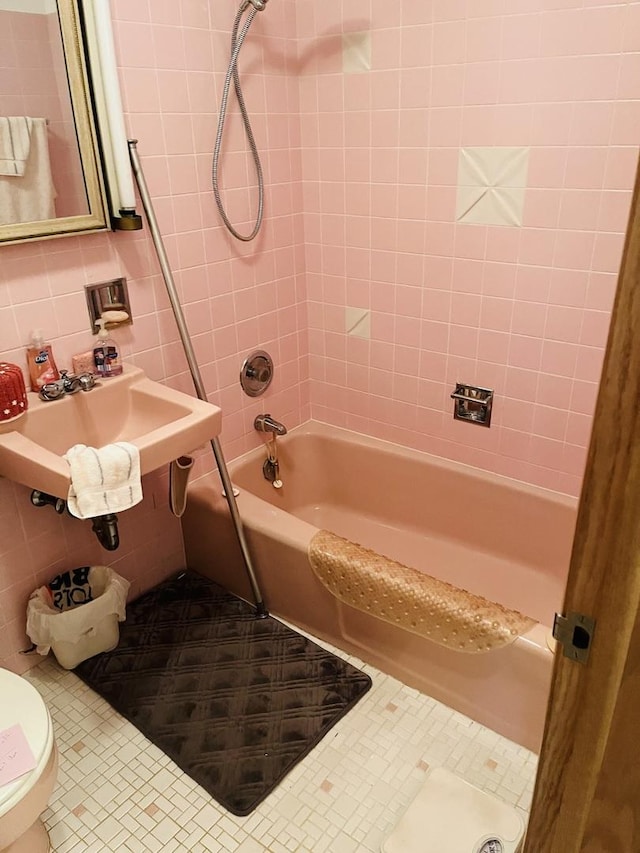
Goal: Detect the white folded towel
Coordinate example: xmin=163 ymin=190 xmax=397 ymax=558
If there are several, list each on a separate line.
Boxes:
xmin=0 ymin=117 xmax=56 ymax=225
xmin=0 ymin=116 xmax=33 ymax=176
xmin=64 ymin=442 xmax=143 ymax=520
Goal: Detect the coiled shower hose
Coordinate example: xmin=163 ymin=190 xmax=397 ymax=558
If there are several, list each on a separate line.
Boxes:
xmin=211 ymin=3 xmax=265 ymax=242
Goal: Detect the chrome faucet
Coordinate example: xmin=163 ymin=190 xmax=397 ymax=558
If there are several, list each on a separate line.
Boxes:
xmin=39 ymin=370 xmax=96 ymax=401
xmin=254 ymin=414 xmax=287 ymax=436
xmin=61 ymin=370 xmax=96 ymax=394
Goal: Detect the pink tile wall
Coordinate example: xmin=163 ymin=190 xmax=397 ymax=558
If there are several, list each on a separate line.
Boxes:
xmin=299 ymin=0 xmax=639 ymax=496
xmin=0 ymin=0 xmax=307 ymax=672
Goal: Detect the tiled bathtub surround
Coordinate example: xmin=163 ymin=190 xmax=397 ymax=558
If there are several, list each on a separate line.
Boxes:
xmin=302 ymin=0 xmax=640 ymax=495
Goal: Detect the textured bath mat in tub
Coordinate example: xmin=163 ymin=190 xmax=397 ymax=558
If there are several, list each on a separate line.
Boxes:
xmin=75 ymin=570 xmax=372 ymax=816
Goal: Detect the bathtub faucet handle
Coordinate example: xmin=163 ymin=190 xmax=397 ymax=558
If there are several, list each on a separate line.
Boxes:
xmin=254 ymin=413 xmax=287 ymax=436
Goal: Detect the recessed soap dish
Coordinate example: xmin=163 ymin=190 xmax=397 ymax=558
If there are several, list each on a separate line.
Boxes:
xmin=85 ymin=278 xmax=133 ymax=332
xmin=451 ymin=383 xmax=493 ymax=427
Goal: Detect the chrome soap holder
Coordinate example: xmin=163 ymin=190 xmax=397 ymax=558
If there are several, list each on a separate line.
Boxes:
xmin=85 ymin=278 xmax=132 ymax=332
xmin=451 ymin=383 xmax=494 ymax=427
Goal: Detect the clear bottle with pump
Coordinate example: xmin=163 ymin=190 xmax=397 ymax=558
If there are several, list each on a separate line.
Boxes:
xmin=93 ymin=318 xmax=122 ymax=378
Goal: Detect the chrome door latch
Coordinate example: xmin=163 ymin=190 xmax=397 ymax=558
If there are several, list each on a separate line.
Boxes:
xmin=552 ymin=612 xmax=596 ymax=664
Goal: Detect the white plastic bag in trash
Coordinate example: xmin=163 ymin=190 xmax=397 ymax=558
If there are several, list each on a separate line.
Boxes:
xmin=26 ymin=565 xmax=130 ymax=669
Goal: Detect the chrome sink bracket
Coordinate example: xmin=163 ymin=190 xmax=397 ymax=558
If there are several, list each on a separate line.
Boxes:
xmin=450 ymin=383 xmax=494 ymax=427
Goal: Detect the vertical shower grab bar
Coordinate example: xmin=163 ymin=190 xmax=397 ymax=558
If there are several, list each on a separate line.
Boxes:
xmin=127 ymin=138 xmax=268 ymax=618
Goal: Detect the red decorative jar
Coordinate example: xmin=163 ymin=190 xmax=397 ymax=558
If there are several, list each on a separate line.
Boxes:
xmin=0 ymin=362 xmax=28 ymax=422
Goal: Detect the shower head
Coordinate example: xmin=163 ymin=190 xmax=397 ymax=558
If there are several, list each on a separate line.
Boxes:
xmin=241 ymin=0 xmax=269 ymax=11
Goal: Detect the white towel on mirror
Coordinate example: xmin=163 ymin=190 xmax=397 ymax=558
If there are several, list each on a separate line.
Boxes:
xmin=64 ymin=442 xmax=143 ymax=520
xmin=0 ymin=116 xmax=32 ymax=176
xmin=0 ymin=117 xmax=56 ymax=225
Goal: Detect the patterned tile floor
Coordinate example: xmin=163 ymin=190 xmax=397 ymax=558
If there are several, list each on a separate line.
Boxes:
xmin=26 ymin=626 xmax=538 ymax=852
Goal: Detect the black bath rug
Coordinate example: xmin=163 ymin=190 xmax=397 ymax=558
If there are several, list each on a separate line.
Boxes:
xmin=75 ymin=570 xmax=372 ymax=816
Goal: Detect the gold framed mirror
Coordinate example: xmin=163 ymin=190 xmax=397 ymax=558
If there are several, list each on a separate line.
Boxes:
xmin=0 ymin=0 xmax=110 ymax=245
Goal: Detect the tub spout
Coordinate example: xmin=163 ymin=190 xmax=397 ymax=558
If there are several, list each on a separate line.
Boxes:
xmin=254 ymin=414 xmax=287 ymax=436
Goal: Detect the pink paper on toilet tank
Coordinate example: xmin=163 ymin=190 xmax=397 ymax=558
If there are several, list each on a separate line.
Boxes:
xmin=0 ymin=724 xmax=37 ymax=787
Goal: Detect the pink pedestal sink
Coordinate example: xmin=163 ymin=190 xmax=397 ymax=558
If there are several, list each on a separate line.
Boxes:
xmin=0 ymin=364 xmax=221 ymax=498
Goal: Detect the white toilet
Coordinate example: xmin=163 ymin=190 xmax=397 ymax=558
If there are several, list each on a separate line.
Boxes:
xmin=0 ymin=668 xmax=58 ymax=853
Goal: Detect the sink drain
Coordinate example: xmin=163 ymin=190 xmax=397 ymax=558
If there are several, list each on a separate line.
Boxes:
xmin=477 ymin=840 xmax=503 ymax=853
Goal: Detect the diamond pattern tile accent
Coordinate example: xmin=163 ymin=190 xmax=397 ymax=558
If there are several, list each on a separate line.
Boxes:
xmin=345 ymin=307 xmax=371 ymax=339
xmin=456 ymin=147 xmax=530 ymax=227
xmin=343 ymin=32 xmax=371 ymax=74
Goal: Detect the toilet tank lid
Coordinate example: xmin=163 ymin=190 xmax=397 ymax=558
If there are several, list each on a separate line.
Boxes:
xmin=0 ymin=668 xmax=53 ymax=815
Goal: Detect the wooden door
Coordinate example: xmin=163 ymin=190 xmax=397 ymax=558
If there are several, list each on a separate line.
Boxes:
xmin=523 ymin=158 xmax=640 ymax=851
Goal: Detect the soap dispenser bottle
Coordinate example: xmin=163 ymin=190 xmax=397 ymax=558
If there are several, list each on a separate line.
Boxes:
xmin=93 ymin=318 xmax=123 ymax=378
xmin=26 ymin=329 xmax=60 ymax=391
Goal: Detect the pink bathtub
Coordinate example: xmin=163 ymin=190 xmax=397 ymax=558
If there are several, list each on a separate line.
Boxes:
xmin=183 ymin=421 xmax=577 ymax=752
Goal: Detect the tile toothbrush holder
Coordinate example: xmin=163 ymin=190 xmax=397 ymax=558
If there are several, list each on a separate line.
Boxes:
xmin=451 ymin=383 xmax=494 ymax=427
